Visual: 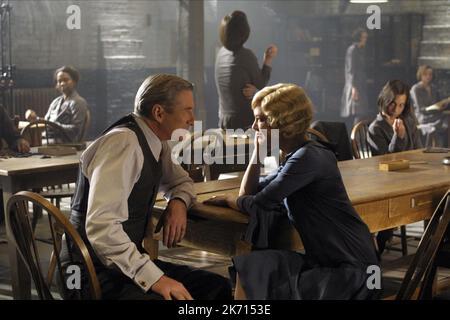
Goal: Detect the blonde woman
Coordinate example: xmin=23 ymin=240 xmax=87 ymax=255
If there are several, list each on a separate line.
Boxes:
xmin=410 ymin=65 xmax=449 ymax=147
xmin=205 ymin=84 xmax=379 ymax=300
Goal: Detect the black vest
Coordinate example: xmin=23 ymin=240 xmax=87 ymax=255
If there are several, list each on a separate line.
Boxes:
xmin=70 ymin=114 xmax=162 ymax=265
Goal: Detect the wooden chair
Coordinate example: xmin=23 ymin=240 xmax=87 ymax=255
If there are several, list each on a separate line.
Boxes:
xmin=306 ymin=128 xmax=329 ymax=143
xmin=425 ymin=133 xmax=437 ymax=148
xmin=417 ymin=124 xmax=437 ymax=148
xmin=310 ymin=121 xmax=353 ymax=161
xmin=20 ymin=119 xmax=72 ymax=147
xmin=396 ymin=189 xmax=450 ymax=300
xmin=350 ymin=120 xmax=372 ymax=159
xmin=5 ymin=191 xmax=101 ymax=300
xmin=21 ymin=119 xmax=75 ymax=209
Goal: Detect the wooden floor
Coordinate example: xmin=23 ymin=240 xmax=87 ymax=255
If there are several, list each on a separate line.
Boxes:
xmin=1 ymin=194 xmax=449 ymax=300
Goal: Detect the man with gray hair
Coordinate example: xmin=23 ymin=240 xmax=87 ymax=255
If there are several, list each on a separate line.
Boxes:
xmin=66 ymin=74 xmax=231 ymax=300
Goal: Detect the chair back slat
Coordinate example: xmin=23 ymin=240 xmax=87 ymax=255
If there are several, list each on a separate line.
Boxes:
xmin=396 ymin=189 xmax=450 ymax=299
xmin=351 ymin=120 xmax=372 ymax=159
xmin=306 ymin=128 xmax=329 ymax=143
xmin=8 ymin=199 xmax=53 ymax=299
xmin=20 ymin=119 xmax=72 ymax=147
xmin=6 ymin=191 xmax=101 ymax=299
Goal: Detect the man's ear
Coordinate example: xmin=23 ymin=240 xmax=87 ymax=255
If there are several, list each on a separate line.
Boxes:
xmin=151 ymin=104 xmax=165 ymax=123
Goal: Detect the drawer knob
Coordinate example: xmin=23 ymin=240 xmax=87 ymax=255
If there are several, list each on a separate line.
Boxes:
xmin=411 ymin=198 xmax=432 ymax=208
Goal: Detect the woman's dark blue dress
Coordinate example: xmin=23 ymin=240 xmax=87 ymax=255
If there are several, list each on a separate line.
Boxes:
xmin=234 ymin=140 xmax=380 ymax=299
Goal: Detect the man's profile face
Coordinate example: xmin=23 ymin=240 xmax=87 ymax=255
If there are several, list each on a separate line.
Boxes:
xmin=160 ymin=89 xmax=195 ymax=139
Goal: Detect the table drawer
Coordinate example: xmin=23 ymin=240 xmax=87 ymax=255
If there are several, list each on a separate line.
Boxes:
xmin=389 ymin=188 xmax=448 ymax=218
xmin=354 ymin=200 xmax=389 ymax=232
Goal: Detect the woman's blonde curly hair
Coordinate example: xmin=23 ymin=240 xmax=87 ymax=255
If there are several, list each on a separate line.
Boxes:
xmin=251 ymin=83 xmax=313 ymax=138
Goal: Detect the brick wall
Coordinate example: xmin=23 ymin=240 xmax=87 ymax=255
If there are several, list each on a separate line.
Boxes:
xmin=9 ymin=0 xmax=178 ymax=136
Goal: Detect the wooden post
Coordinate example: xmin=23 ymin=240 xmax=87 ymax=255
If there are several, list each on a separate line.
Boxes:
xmin=177 ymin=0 xmax=206 ymax=123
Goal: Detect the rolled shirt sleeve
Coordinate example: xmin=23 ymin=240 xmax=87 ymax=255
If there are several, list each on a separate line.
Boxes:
xmin=83 ymin=130 xmax=164 ymax=292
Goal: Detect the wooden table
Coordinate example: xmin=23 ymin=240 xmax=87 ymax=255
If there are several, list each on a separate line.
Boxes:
xmin=0 ymin=152 xmax=81 ymax=299
xmin=153 ymin=149 xmax=450 ymax=257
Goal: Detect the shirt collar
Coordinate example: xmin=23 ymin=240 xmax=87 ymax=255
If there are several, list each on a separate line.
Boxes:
xmin=132 ymin=113 xmax=162 ymax=161
xmin=61 ymin=90 xmax=78 ymax=101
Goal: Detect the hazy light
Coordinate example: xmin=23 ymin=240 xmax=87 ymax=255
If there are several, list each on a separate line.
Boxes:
xmin=350 ymin=0 xmax=388 ymax=3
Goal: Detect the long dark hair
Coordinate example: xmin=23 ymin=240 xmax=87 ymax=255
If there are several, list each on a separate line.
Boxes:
xmin=219 ymin=11 xmax=250 ymax=51
xmin=377 ymin=80 xmax=411 ymax=117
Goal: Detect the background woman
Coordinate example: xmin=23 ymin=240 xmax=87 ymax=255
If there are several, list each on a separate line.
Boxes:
xmin=206 ymin=83 xmax=379 ymax=300
xmin=368 ymin=80 xmax=422 ymax=156
xmin=26 ymin=65 xmax=89 ymax=142
xmin=341 ymin=28 xmax=370 ymax=131
xmin=215 ymin=10 xmax=277 ymax=130
xmin=368 ymin=79 xmax=422 ymax=254
xmin=410 ymin=65 xmax=449 ymax=147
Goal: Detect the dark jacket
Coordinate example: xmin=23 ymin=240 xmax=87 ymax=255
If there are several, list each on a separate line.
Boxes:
xmin=340 ymin=43 xmax=369 ymax=118
xmin=367 ymin=113 xmax=423 ymax=156
xmin=215 ymin=46 xmax=271 ymax=129
xmin=45 ymin=90 xmax=88 ymax=141
xmin=0 ymin=106 xmax=21 ymax=150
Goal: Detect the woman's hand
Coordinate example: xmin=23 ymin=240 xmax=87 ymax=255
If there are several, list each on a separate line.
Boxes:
xmin=393 ymin=118 xmax=406 ymax=139
xmin=246 ymin=131 xmax=266 ymax=166
xmin=203 ymin=195 xmax=239 ymax=211
xmin=242 ymin=83 xmax=257 ymax=100
xmin=25 ymin=109 xmax=38 ymax=122
xmin=254 ymin=130 xmax=266 ymax=148
xmin=263 ymin=44 xmax=278 ymax=66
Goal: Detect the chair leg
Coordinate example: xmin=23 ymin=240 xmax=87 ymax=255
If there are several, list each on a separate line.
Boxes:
xmin=400 ymin=225 xmax=408 ymax=256
xmin=425 ymin=133 xmax=431 ymax=148
xmin=419 ymin=263 xmax=438 ymax=300
xmin=31 ymin=206 xmax=42 ymax=232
